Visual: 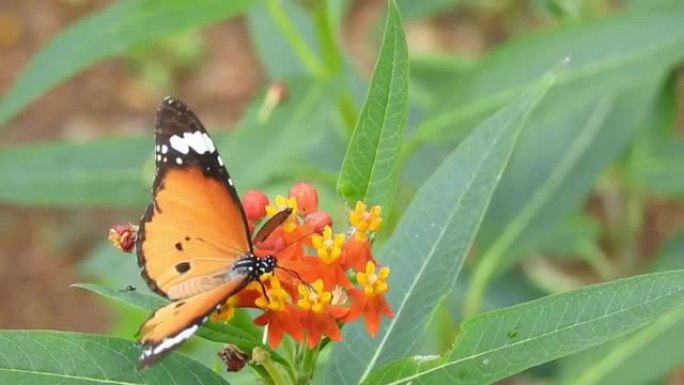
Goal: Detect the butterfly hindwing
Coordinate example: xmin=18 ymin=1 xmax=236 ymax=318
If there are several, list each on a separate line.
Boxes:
xmin=137 ymin=277 xmax=248 ymax=368
xmin=137 ymin=97 xmax=252 ymax=300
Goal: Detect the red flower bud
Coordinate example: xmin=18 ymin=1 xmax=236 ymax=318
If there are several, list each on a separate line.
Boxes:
xmin=242 ymin=190 xmax=269 ymax=221
xmin=289 ymin=182 xmax=318 ymax=215
xmin=108 ymin=224 xmax=138 ymax=253
xmin=305 ymin=211 xmax=332 ymax=232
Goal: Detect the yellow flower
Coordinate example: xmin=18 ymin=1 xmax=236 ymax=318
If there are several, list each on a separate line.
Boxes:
xmin=348 ymin=201 xmax=382 ymax=239
xmin=357 ymin=261 xmax=390 ymax=297
xmin=265 ymin=195 xmax=298 ymax=232
xmin=311 ymin=226 xmax=345 ymax=264
xmin=297 ymin=279 xmax=331 ymax=314
xmin=255 ymin=276 xmax=289 ymax=312
xmin=210 ymin=296 xmax=238 ymax=323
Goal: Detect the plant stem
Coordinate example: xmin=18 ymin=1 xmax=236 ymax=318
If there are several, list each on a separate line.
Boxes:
xmin=262 ymin=355 xmax=289 ymax=385
xmin=312 ymin=0 xmax=341 ymax=74
xmin=311 ymin=0 xmax=357 ymax=134
xmin=265 ymin=0 xmax=326 ymax=79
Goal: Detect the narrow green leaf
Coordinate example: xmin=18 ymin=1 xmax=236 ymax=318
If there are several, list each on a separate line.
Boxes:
xmin=0 ymin=137 xmax=149 ymax=206
xmin=221 ymin=80 xmax=335 ymax=190
xmin=466 ymin=80 xmax=660 ymax=315
xmin=336 ymin=0 xmax=408 ymax=210
xmin=558 ymin=234 xmax=684 ymax=385
xmin=327 ymin=70 xmax=557 ymax=385
xmin=246 ymin=0 xmax=321 ymax=78
xmin=363 ymin=269 xmax=684 ymax=385
xmin=561 ymin=305 xmax=684 ymax=385
xmin=0 ymin=0 xmax=257 ymax=128
xmin=0 ymin=330 xmax=227 ymax=385
xmin=73 ymin=283 xmax=286 ymax=365
xmin=410 ymin=3 xmax=684 ymax=147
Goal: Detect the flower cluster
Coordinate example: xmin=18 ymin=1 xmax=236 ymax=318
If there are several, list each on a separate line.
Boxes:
xmin=108 ymin=182 xmax=393 ymax=352
xmin=236 ymin=182 xmax=393 ymax=348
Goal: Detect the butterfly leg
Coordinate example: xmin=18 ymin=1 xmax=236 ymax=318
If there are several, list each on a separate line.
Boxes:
xmin=257 ymin=278 xmax=270 ymax=303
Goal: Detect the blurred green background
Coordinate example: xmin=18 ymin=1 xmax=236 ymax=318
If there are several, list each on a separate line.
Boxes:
xmin=1 ymin=0 xmax=684 ymax=384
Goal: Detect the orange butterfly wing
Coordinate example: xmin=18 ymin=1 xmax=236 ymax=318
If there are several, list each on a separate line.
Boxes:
xmin=135 ymin=97 xmax=255 ymax=367
xmin=137 ymin=279 xmax=246 ymax=368
xmin=137 ymin=97 xmax=252 ymax=300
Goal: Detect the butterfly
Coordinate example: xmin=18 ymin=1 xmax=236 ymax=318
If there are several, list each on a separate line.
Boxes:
xmin=135 ymin=96 xmax=291 ymax=368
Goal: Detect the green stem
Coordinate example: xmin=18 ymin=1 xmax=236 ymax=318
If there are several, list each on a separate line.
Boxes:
xmin=579 ymin=243 xmax=616 ymax=281
xmin=265 ymin=0 xmax=326 ymax=78
xmin=311 ymin=0 xmax=357 ymax=134
xmin=262 ymin=356 xmax=289 ymax=385
xmin=301 ymin=343 xmax=321 ymax=384
xmin=623 ymin=177 xmax=644 ymax=274
xmin=463 ymin=255 xmax=494 ymax=317
xmin=312 ymin=0 xmax=341 ymax=74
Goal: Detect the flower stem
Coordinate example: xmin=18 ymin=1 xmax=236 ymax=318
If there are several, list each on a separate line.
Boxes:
xmin=265 ymin=0 xmax=326 ymax=79
xmin=312 ymin=0 xmax=341 ymax=74
xmin=262 ymin=355 xmax=289 ymax=385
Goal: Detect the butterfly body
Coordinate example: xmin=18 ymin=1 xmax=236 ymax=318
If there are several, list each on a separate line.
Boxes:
xmin=134 ymin=96 xmax=285 ymax=368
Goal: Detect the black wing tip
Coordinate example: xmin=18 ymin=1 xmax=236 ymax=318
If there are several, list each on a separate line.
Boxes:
xmin=160 ymin=95 xmax=186 ymax=109
xmin=154 ymin=95 xmax=205 ymax=136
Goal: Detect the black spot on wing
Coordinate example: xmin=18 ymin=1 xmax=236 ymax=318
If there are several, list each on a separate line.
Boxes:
xmin=174 ymin=242 xmax=183 ymax=251
xmin=175 ymin=262 xmax=190 ymax=274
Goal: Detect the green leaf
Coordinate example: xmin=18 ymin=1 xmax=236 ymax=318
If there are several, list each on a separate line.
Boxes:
xmin=220 ymin=80 xmax=336 ymax=190
xmin=326 ymin=69 xmax=557 ymax=385
xmin=0 ymin=330 xmax=227 ymax=385
xmin=246 ymin=0 xmax=321 ymax=78
xmin=0 ymin=137 xmax=149 ymax=206
xmin=363 ymin=269 xmax=684 ymax=385
xmin=336 ymin=0 xmax=408 ymax=211
xmin=558 ymin=234 xmax=684 ymax=385
xmin=410 ymin=3 xmax=684 ymax=147
xmin=465 ymin=80 xmax=660 ymax=315
xmin=73 ymin=283 xmax=287 ymax=365
xmin=0 ymin=0 xmax=257 ymax=129
xmin=559 ymin=305 xmax=684 ymax=385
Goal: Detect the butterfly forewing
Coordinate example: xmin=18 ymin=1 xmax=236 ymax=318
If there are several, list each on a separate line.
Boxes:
xmin=137 ymin=96 xmax=252 ymax=299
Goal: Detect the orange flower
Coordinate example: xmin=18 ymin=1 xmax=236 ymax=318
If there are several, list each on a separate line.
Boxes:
xmin=253 ymin=276 xmax=303 ymax=348
xmin=210 ymin=281 xmax=262 ymax=323
xmin=297 ymin=279 xmax=348 ymax=348
xmin=348 ymin=201 xmax=382 ymax=240
xmin=344 ymin=262 xmax=393 ymax=338
xmin=341 ymin=235 xmax=375 ymax=272
xmin=310 ymin=226 xmax=351 ymax=289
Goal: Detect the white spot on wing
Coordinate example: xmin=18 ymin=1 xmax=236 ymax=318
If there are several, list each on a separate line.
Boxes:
xmin=163 ymin=157 xmax=167 ymax=163
xmin=169 ymin=135 xmax=189 ymax=154
xmin=176 ymin=157 xmax=183 ymax=165
xmin=161 ymin=144 xmax=168 ymax=154
xmin=202 ymin=132 xmax=216 ymax=152
xmin=156 ymin=154 xmax=161 ymax=161
xmin=155 ymin=145 xmax=160 ymax=153
xmin=169 ymin=131 xmax=216 ymax=155
xmin=228 ymin=178 xmax=234 ymax=186
xmin=144 ymin=324 xmax=199 ymax=358
xmin=217 ymin=156 xmax=224 ymax=166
